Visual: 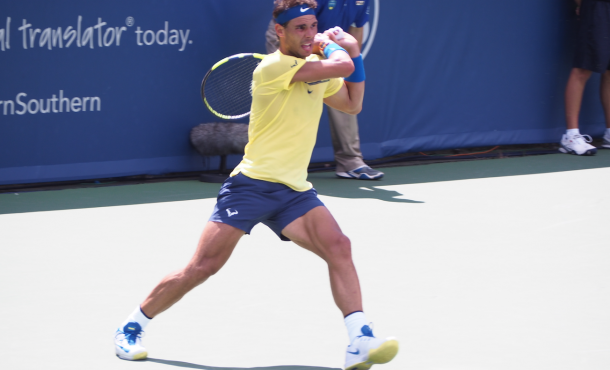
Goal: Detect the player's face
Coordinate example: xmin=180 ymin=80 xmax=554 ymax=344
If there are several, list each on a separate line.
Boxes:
xmin=279 ymin=15 xmax=318 ymax=58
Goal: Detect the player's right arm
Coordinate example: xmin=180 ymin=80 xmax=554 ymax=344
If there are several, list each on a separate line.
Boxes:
xmin=291 ymin=32 xmax=360 ymax=83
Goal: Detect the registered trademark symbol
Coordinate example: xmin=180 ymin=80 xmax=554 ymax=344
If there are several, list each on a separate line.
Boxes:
xmin=126 ymin=17 xmax=135 ymax=27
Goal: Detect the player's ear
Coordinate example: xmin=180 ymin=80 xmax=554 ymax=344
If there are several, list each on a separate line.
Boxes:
xmin=275 ymin=23 xmax=285 ymax=38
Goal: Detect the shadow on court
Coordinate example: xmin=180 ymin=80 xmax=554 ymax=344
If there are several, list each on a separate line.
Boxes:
xmin=145 ymin=358 xmax=339 ymax=370
xmin=2 ymin=151 xmax=610 ymax=214
xmin=0 ymin=180 xmax=222 ymax=215
xmin=309 ymin=149 xmax=610 ymax=192
xmin=318 ymin=182 xmax=424 ymax=203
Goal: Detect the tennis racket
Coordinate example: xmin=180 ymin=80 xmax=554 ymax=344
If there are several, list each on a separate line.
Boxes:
xmin=201 ymin=53 xmax=265 ymax=120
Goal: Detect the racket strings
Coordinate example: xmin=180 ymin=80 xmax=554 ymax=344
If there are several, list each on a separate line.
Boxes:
xmin=204 ymin=57 xmax=261 ymax=118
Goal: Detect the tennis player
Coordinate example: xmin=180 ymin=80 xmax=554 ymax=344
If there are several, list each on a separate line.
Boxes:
xmin=114 ymin=1 xmax=398 ymax=369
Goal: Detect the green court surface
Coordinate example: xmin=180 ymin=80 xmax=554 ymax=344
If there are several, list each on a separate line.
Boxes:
xmin=1 ymin=152 xmax=609 ymax=370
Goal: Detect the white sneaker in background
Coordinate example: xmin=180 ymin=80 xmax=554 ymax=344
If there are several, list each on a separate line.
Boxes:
xmin=559 ymin=134 xmax=597 ymax=156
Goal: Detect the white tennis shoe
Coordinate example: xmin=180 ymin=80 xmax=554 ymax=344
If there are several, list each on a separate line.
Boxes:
xmin=559 ymin=133 xmax=597 ymax=156
xmin=115 ymin=322 xmax=148 ymax=360
xmin=344 ymin=325 xmax=399 ymax=370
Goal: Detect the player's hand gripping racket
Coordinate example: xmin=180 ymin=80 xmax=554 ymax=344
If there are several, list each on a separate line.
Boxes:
xmin=201 ymin=53 xmax=265 ymax=120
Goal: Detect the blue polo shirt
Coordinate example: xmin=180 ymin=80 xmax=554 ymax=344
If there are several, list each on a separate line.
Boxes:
xmin=314 ymin=0 xmax=370 ymax=32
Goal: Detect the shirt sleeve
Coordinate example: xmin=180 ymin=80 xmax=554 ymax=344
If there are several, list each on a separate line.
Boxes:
xmin=255 ymin=52 xmax=306 ymax=93
xmin=323 ymin=77 xmax=343 ymax=98
xmin=353 ymin=0 xmax=370 ymax=28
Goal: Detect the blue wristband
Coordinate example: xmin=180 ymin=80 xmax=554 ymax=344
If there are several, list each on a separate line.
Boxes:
xmin=321 ymin=41 xmax=348 ymax=59
xmin=344 ymin=54 xmax=365 ymax=83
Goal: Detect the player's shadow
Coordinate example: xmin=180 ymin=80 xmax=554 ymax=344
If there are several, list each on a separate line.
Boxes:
xmin=146 ymin=358 xmax=340 ymax=370
xmin=340 ymin=185 xmax=424 ymax=203
xmin=307 ymin=175 xmax=424 ymax=203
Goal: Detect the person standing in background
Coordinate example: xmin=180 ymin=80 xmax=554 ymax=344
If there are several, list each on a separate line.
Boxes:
xmin=265 ymin=0 xmax=385 ymax=179
xmin=560 ymin=0 xmax=610 ymax=155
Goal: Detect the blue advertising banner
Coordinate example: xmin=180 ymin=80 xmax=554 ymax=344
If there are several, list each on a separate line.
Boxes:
xmin=0 ymin=0 xmax=605 ymax=185
xmin=0 ymin=1 xmax=274 ymax=185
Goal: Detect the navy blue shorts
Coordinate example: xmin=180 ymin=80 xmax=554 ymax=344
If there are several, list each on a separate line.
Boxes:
xmin=208 ymin=173 xmax=325 ymax=241
xmin=574 ymin=0 xmax=610 ymax=73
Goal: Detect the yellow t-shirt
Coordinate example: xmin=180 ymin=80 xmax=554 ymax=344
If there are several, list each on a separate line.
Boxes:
xmin=230 ymin=50 xmax=343 ymax=191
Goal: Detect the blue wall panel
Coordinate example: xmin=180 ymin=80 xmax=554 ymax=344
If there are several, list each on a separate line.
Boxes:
xmin=0 ymin=0 xmax=605 ymax=185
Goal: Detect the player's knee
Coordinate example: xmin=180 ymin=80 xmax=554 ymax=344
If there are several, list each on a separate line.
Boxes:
xmin=572 ymin=68 xmax=592 ymax=81
xmin=325 ymin=234 xmax=352 ymax=262
xmin=187 ymin=262 xmax=221 ymax=284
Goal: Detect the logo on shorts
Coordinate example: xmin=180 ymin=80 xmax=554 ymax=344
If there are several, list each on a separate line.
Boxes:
xmin=226 ymin=208 xmax=239 ymax=217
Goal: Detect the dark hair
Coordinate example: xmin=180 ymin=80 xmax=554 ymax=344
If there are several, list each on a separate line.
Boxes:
xmin=272 ymin=0 xmax=318 ymax=21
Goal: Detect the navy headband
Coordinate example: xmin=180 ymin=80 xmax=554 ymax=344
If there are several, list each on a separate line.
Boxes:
xmin=275 ymin=5 xmax=315 ymax=25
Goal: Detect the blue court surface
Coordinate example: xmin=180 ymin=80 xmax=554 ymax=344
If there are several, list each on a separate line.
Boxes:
xmin=1 ymin=152 xmax=610 ymax=370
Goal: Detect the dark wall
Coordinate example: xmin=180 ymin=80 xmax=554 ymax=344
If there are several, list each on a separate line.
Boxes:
xmin=0 ymin=0 xmax=602 ymax=185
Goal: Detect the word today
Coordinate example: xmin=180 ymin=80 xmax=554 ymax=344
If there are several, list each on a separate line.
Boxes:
xmin=0 ymin=16 xmax=192 ymax=51
xmin=135 ymin=23 xmax=191 ymax=51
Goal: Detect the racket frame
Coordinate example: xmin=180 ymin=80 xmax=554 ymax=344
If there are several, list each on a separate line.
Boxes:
xmin=201 ymin=53 xmax=266 ymax=120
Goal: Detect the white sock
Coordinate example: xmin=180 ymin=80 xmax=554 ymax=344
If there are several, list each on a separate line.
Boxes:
xmin=120 ymin=306 xmax=152 ymax=331
xmin=345 ymin=311 xmax=367 ymax=343
xmin=605 ymin=128 xmax=610 ymax=137
xmin=567 ymin=128 xmax=580 ymax=137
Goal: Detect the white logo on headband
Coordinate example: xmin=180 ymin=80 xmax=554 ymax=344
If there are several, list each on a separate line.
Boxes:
xmin=300 ymin=7 xmax=309 ymax=12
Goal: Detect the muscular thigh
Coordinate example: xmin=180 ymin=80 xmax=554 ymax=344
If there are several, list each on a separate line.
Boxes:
xmin=281 ymin=206 xmax=347 ymax=258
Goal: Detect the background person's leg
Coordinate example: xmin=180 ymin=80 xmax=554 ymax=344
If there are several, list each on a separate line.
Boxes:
xmin=328 ymin=107 xmax=384 ymax=179
xmin=561 ymin=67 xmax=597 ymax=155
xmin=328 ymin=107 xmax=365 ymax=174
xmin=600 ymin=70 xmax=610 ymax=125
xmin=602 ymin=70 xmax=610 ymax=147
xmin=565 ymin=67 xmax=593 ymax=130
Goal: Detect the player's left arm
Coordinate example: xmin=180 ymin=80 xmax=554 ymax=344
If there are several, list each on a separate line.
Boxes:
xmin=326 ymin=7 xmax=368 ymax=115
xmin=324 ymin=80 xmax=364 ymax=115
xmin=322 ymin=32 xmax=365 ymax=115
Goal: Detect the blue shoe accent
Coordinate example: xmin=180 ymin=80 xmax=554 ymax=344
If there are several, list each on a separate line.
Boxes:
xmin=122 ymin=322 xmax=143 ymax=345
xmin=360 ymin=325 xmax=374 ymax=337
